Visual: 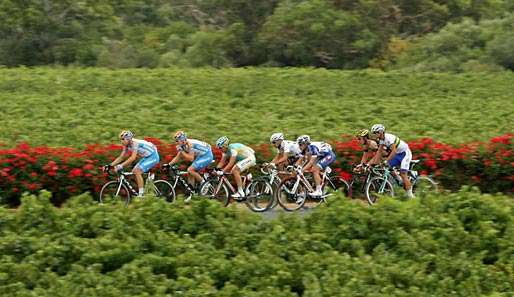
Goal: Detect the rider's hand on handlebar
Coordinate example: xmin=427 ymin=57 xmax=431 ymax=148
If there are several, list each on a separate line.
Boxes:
xmin=102 ymin=165 xmax=111 ymax=173
xmin=114 ymin=164 xmax=123 ymax=172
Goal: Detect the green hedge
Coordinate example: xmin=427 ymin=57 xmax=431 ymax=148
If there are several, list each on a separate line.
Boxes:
xmin=0 ymin=68 xmax=513 ymax=146
xmin=1 ymin=189 xmax=512 ymax=296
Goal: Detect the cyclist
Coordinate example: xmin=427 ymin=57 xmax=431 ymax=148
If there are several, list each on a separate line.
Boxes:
xmin=296 ymin=135 xmax=336 ymax=197
xmin=168 ymin=131 xmax=213 ymax=196
xmin=268 ymin=132 xmax=302 ymax=169
xmin=356 ymin=129 xmax=379 ymax=167
xmin=368 ymin=124 xmax=414 ymax=198
xmin=215 ymin=136 xmax=256 ymax=199
xmin=109 ymin=130 xmax=160 ymax=197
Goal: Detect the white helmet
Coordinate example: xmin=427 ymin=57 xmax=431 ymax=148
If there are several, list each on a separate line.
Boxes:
xmin=270 ymin=133 xmax=284 ymax=143
xmin=371 ymin=124 xmax=385 ymax=134
xmin=296 ymin=135 xmax=311 ymax=145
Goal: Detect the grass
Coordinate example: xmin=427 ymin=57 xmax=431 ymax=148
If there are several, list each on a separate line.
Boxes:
xmin=0 ymin=67 xmax=512 ymax=147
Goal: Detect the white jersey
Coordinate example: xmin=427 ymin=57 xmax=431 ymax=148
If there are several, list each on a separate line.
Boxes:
xmin=379 ymin=133 xmax=409 ymax=153
xmin=277 ymin=140 xmax=301 ymax=157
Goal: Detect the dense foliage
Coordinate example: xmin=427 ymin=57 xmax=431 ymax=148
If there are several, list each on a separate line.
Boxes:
xmin=0 ymin=0 xmax=512 ymax=70
xmin=0 ymin=68 xmax=512 ymax=147
xmin=0 ymin=189 xmax=512 ymax=296
xmin=0 ymin=134 xmax=512 ymax=205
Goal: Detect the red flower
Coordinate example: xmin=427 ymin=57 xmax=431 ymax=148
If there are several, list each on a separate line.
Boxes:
xmin=484 ymin=160 xmax=492 ymax=167
xmin=339 ymin=170 xmax=352 ymax=181
xmin=424 ymin=159 xmax=437 ymax=170
xmin=83 ymin=163 xmax=95 ymax=171
xmin=69 ymin=168 xmax=83 ymax=178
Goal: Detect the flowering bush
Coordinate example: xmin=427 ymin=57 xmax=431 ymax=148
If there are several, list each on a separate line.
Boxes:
xmin=0 ymin=134 xmax=512 ymax=205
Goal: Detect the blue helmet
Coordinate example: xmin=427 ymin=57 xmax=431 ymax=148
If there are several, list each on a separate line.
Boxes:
xmin=119 ymin=130 xmax=134 ymax=140
xmin=174 ymin=130 xmax=187 ymax=142
xmin=216 ymin=136 xmax=229 ymax=148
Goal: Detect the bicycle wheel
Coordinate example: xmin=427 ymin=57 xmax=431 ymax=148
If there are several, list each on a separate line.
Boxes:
xmin=246 ymin=179 xmax=274 ymax=212
xmin=365 ymin=176 xmax=394 ymax=205
xmin=267 ymin=177 xmax=281 ymax=210
xmin=153 ymin=180 xmax=176 ymax=202
xmin=412 ymin=175 xmax=438 ymax=198
xmin=276 ymin=177 xmax=307 ymax=211
xmin=199 ymin=180 xmax=230 ymax=206
xmin=99 ymin=181 xmax=131 ymax=206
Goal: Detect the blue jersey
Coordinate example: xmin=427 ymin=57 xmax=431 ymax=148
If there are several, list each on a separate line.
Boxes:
xmin=177 ymin=139 xmax=211 ymax=156
xmin=303 ymin=142 xmax=332 ymax=158
xmin=123 ymin=139 xmax=158 ymax=157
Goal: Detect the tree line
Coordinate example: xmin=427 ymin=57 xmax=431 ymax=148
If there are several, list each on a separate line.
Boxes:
xmin=0 ymin=0 xmax=512 ymax=71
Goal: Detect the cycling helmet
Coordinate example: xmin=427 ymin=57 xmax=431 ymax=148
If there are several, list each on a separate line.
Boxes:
xmin=356 ymin=129 xmax=370 ymax=138
xmin=216 ymin=136 xmax=229 ymax=148
xmin=119 ymin=130 xmax=134 ymax=140
xmin=296 ymin=135 xmax=311 ymax=145
xmin=371 ymin=124 xmax=385 ymax=134
xmin=174 ymin=130 xmax=187 ymax=142
xmin=270 ymin=133 xmax=284 ymax=143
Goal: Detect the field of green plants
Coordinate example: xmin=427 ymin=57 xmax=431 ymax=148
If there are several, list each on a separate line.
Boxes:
xmin=0 ymin=68 xmax=512 ymax=147
xmin=0 ymin=189 xmax=512 ymax=296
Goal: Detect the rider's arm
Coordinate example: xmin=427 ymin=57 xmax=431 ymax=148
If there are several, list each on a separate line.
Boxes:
xmin=169 ymin=152 xmax=182 ymax=166
xmin=110 ymin=150 xmax=128 ymax=166
xmin=386 ymin=144 xmax=397 ymax=163
xmin=223 ymin=155 xmax=237 ymax=173
xmin=216 ymin=154 xmax=227 ymax=170
xmin=368 ymin=145 xmax=384 ymax=165
xmin=273 ymin=153 xmax=288 ymax=165
xmin=117 ymin=150 xmax=138 ymax=170
xmin=302 ymin=155 xmax=317 ymax=171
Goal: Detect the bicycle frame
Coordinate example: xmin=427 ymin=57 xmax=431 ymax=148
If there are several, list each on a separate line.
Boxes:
xmin=290 ymin=167 xmax=330 ymax=197
xmin=111 ymin=171 xmax=154 ymax=197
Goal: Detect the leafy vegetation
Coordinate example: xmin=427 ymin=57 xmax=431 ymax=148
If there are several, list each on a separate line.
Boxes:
xmin=0 ymin=0 xmax=512 ymax=69
xmin=0 ymin=68 xmax=512 ymax=147
xmin=0 ymin=189 xmax=512 ymax=296
xmin=390 ymin=15 xmax=514 ymax=72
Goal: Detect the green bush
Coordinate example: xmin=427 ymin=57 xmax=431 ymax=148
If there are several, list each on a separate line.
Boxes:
xmin=0 ymin=189 xmax=512 ymax=296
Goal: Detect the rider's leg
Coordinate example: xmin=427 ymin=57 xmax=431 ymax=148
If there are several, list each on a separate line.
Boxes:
xmin=134 ymin=153 xmax=160 ymax=196
xmin=133 ymin=167 xmax=144 ymax=196
xmin=231 ymin=166 xmax=244 ymax=196
xmin=399 ymin=150 xmax=414 ymax=198
xmin=312 ymin=165 xmax=322 ymax=192
xmin=187 ymin=166 xmax=202 ymax=185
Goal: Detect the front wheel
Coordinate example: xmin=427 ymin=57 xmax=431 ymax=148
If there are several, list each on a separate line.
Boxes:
xmin=246 ymin=179 xmax=274 ymax=212
xmin=199 ymin=180 xmax=230 ymax=206
xmin=412 ymin=175 xmax=438 ymax=198
xmin=153 ymin=180 xmax=176 ymax=202
xmin=365 ymin=176 xmax=394 ymax=205
xmin=99 ymin=181 xmax=131 ymax=206
xmin=276 ymin=177 xmax=307 ymax=211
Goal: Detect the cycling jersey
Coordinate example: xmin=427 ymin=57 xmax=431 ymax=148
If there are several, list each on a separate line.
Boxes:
xmin=277 ymin=140 xmax=302 ymax=157
xmin=123 ymin=139 xmax=158 ymax=157
xmin=302 ymin=142 xmax=333 ymax=157
xmin=379 ymin=133 xmax=409 ymax=153
xmin=177 ymin=139 xmax=211 ymax=156
xmin=224 ymin=143 xmax=255 ymax=161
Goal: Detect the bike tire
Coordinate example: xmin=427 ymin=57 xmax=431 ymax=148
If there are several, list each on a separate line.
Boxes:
xmin=276 ymin=176 xmax=307 ymax=211
xmin=153 ymin=180 xmax=176 ymax=202
xmin=99 ymin=181 xmax=131 ymax=206
xmin=199 ymin=180 xmax=230 ymax=206
xmin=246 ymin=179 xmax=274 ymax=212
xmin=412 ymin=175 xmax=438 ymax=198
xmin=365 ymin=176 xmax=395 ymax=205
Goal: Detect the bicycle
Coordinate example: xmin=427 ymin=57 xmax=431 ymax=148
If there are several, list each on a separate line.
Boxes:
xmin=256 ymin=163 xmax=293 ymax=210
xmin=348 ymin=164 xmax=382 ymax=199
xmin=276 ymin=165 xmax=350 ymax=211
xmin=365 ymin=160 xmax=438 ymax=205
xmin=99 ymin=165 xmax=175 ymax=206
xmin=159 ymin=164 xmax=211 ymax=202
xmin=199 ymin=169 xmax=274 ymax=212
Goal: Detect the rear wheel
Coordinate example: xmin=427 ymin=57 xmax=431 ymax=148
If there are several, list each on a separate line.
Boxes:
xmin=412 ymin=175 xmax=438 ymax=198
xmin=99 ymin=181 xmax=131 ymax=206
